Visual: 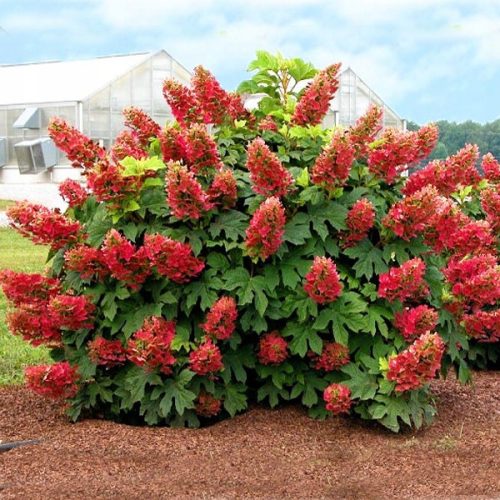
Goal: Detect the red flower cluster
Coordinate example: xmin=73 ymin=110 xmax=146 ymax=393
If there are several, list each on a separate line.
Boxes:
xmin=348 ymin=104 xmax=383 ymax=157
xmin=88 ymin=337 xmax=127 ymax=367
xmin=58 ymin=179 xmax=88 ymax=208
xmin=7 ymin=201 xmax=82 ymax=249
xmin=245 ymin=197 xmax=286 ymax=260
xmin=323 ymin=383 xmax=352 ymax=415
xmin=258 ymin=116 xmax=278 ymax=132
xmin=159 ymin=126 xmax=187 ymax=163
xmin=310 ymin=342 xmax=350 ymax=371
xmin=127 ymin=317 xmax=176 ymax=374
xmin=344 ymin=198 xmax=375 ymax=246
xmin=49 ymin=294 xmax=95 ymax=331
xmin=123 ymin=107 xmax=161 ymax=147
xmin=482 ymin=153 xmax=500 ymax=182
xmin=258 ymin=331 xmax=289 ymax=365
xmin=387 ymin=332 xmax=445 ymax=392
xmin=189 ymin=339 xmax=224 ymax=375
xmin=292 ymin=63 xmax=341 ymax=126
xmin=245 ymin=138 xmax=293 ymax=197
xmin=0 ymin=270 xmax=62 ymax=346
xmin=311 ymin=132 xmax=355 ymax=191
xmin=185 ymin=124 xmax=224 ymax=175
xmin=64 ymin=245 xmax=108 ymax=281
xmin=192 ymin=65 xmax=232 ymax=125
xmin=201 ymin=296 xmax=238 ymax=340
xmin=7 ymin=305 xmax=61 ymax=346
xmin=48 ymin=118 xmax=105 ymax=171
xmin=394 ymin=305 xmax=439 ymax=342
xmin=195 ymin=391 xmax=223 ymax=417
xmin=165 ymin=162 xmax=213 ymax=219
xmin=383 ymin=186 xmax=450 ymax=242
xmin=0 ymin=270 xmax=60 ymax=306
xmin=368 ymin=125 xmax=439 ymax=184
xmin=304 ymin=256 xmax=343 ymax=304
xmin=101 ymin=229 xmax=150 ymax=288
xmin=208 ymin=169 xmax=238 ymax=208
xmin=378 ymin=258 xmax=429 ymax=303
xmin=480 ymin=186 xmax=500 ymax=233
xmin=25 ymin=361 xmax=79 ymax=400
xmin=144 ymin=233 xmax=205 ymax=284
xmin=162 ymin=79 xmax=202 ymax=127
xmin=462 ymin=310 xmax=499 ymax=343
xmin=403 ymin=144 xmax=480 ymax=196
xmin=227 ymin=92 xmax=253 ymax=123
xmin=111 ymin=130 xmax=149 ymax=163
xmin=449 ymin=219 xmax=495 ymax=258
xmin=443 ymin=254 xmax=500 ymax=308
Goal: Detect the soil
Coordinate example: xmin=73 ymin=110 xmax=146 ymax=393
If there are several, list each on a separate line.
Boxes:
xmin=0 ymin=371 xmax=499 ymax=499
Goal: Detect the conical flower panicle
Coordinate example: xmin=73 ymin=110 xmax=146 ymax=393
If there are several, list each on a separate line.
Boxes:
xmin=165 ymin=161 xmax=213 ymax=219
xmin=245 ymin=137 xmax=293 ymax=197
xmin=292 ymin=63 xmax=341 ymax=126
xmin=244 ymin=197 xmax=286 ymax=260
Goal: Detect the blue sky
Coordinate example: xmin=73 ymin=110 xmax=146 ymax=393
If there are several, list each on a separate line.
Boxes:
xmin=1 ymin=0 xmax=499 ymax=124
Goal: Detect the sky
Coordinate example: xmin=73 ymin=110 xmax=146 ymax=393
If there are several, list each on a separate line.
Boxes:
xmin=1 ymin=0 xmax=499 ymax=124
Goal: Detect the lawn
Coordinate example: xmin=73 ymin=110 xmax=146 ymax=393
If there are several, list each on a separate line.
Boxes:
xmin=0 ymin=199 xmax=16 ymax=210
xmin=0 ymin=228 xmax=51 ymax=385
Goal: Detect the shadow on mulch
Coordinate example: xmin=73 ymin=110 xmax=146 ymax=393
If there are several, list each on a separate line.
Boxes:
xmin=0 ymin=371 xmax=499 ymax=499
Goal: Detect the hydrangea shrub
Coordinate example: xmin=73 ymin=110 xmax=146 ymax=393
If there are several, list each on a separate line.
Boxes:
xmin=1 ymin=52 xmax=498 ymax=432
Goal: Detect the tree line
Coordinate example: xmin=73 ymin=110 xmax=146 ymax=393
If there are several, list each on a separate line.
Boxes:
xmin=407 ymin=119 xmax=500 ymax=162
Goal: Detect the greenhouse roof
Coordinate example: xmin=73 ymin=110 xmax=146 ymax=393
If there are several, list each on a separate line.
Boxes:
xmin=0 ymin=51 xmax=160 ymax=106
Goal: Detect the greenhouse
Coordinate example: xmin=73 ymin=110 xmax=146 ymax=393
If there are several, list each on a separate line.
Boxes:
xmin=0 ymin=52 xmax=403 ymax=186
xmin=0 ymin=50 xmax=191 ymax=183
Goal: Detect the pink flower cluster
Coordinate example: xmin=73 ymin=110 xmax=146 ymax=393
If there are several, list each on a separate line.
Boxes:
xmin=343 ymin=198 xmax=375 ymax=247
xmin=25 ymin=361 xmax=80 ymax=400
xmin=195 ymin=391 xmax=223 ymax=417
xmin=348 ymin=104 xmax=383 ymax=157
xmin=292 ymin=63 xmax=341 ymax=126
xmin=185 ymin=124 xmax=224 ymax=175
xmin=323 ymin=383 xmax=352 ymax=415
xmin=189 ymin=339 xmax=224 ymax=376
xmin=245 ymin=197 xmax=286 ymax=260
xmin=48 ymin=118 xmax=105 ymax=171
xmin=208 ymin=169 xmax=238 ymax=208
xmin=165 ymin=162 xmax=213 ymax=220
xmin=387 ymin=333 xmax=445 ymax=392
xmin=88 ymin=337 xmax=127 ymax=367
xmin=127 ymin=317 xmax=177 ymax=374
xmin=394 ymin=305 xmax=439 ymax=342
xmin=304 ymin=256 xmax=343 ymax=304
xmin=258 ymin=331 xmax=289 ymax=365
xmin=368 ymin=125 xmax=439 ymax=184
xmin=143 ymin=233 xmax=205 ymax=284
xmin=7 ymin=201 xmax=82 ymax=250
xmin=403 ymin=144 xmax=481 ymax=196
xmin=310 ymin=342 xmax=350 ymax=371
xmin=311 ymin=132 xmax=355 ymax=191
xmin=58 ymin=179 xmax=88 ymax=208
xmin=201 ymin=296 xmax=238 ymax=340
xmin=245 ymin=138 xmax=293 ymax=197
xmin=378 ymin=258 xmax=429 ymax=303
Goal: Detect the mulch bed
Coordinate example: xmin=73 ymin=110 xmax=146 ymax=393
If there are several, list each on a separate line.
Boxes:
xmin=0 ymin=371 xmax=499 ymax=499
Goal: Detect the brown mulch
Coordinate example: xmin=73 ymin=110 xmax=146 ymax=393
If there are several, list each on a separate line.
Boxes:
xmin=0 ymin=372 xmax=499 ymax=499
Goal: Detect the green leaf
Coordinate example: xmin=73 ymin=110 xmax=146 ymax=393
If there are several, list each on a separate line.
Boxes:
xmin=85 ymin=204 xmax=112 ymax=246
xmin=159 ymin=370 xmax=196 ymax=417
xmin=364 ymin=304 xmax=393 ymax=338
xmin=341 ymin=363 xmax=378 ymax=400
xmin=284 ymin=212 xmax=311 ymax=245
xmin=223 ymin=383 xmax=248 ymax=417
xmin=344 ymin=240 xmax=387 ymax=279
xmin=296 ymin=167 xmax=310 ymax=187
xmin=208 ymin=210 xmax=249 ymax=241
xmin=283 ymin=323 xmax=323 ymax=357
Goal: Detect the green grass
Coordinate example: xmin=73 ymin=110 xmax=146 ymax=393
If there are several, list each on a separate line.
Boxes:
xmin=0 ymin=228 xmax=51 ymax=385
xmin=0 ymin=199 xmax=16 ymax=210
